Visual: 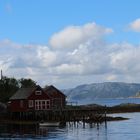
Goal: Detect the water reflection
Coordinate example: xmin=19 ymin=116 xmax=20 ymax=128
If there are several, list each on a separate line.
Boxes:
xmin=0 ymin=123 xmax=48 ymax=138
xmin=0 ymin=122 xmax=108 ymax=139
xmin=65 ymin=122 xmax=108 ymax=140
xmin=1 ymin=113 xmax=139 ymax=140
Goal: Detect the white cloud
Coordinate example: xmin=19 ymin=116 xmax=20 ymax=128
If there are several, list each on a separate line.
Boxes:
xmin=128 ymin=18 xmax=140 ymax=32
xmin=2 ymin=22 xmax=140 ymax=88
xmin=37 ymin=46 xmax=56 ymax=67
xmin=0 ymin=56 xmax=13 ymax=73
xmin=49 ymin=22 xmax=113 ymax=50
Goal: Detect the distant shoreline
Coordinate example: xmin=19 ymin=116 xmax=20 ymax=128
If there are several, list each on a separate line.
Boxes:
xmin=78 ymin=103 xmax=140 ymax=114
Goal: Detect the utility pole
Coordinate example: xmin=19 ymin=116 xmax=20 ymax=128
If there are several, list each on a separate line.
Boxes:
xmin=1 ymin=70 xmax=3 ymax=80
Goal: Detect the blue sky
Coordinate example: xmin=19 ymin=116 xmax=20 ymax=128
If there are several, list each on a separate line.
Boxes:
xmin=1 ymin=0 xmax=140 ymax=44
xmin=1 ymin=0 xmax=140 ymax=88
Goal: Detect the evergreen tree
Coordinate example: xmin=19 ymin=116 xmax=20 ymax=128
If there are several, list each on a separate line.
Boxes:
xmin=0 ymin=77 xmax=37 ymax=103
xmin=19 ymin=78 xmax=36 ymax=88
xmin=0 ymin=77 xmax=19 ymax=103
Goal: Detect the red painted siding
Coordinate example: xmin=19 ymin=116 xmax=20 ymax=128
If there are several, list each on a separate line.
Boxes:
xmin=10 ymin=100 xmax=27 ymax=112
xmin=27 ymin=88 xmax=51 ymax=110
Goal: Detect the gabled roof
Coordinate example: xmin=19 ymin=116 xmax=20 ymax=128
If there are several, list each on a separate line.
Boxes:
xmin=44 ymin=85 xmax=66 ymax=98
xmin=9 ymin=85 xmax=66 ymax=100
xmin=10 ymin=87 xmax=36 ymax=100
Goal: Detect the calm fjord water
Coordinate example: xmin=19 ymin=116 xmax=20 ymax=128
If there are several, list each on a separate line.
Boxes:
xmin=0 ymin=113 xmax=140 ymax=140
xmin=1 ymin=98 xmax=140 ymax=140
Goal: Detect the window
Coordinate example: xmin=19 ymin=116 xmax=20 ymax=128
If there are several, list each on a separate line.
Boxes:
xmin=46 ymin=100 xmax=50 ymax=109
xmin=35 ymin=100 xmax=39 ymax=110
xmin=35 ymin=90 xmax=42 ymax=95
xmin=35 ymin=100 xmax=50 ymax=110
xmin=28 ymin=100 xmax=33 ymax=108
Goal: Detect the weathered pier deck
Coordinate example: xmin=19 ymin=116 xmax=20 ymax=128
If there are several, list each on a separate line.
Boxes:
xmin=7 ymin=107 xmax=107 ymax=124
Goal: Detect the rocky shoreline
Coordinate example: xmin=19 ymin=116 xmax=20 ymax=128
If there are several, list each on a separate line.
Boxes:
xmin=78 ymin=103 xmax=140 ymax=114
xmin=106 ymin=103 xmax=140 ymax=114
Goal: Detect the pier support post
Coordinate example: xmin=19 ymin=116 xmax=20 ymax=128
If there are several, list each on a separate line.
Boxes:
xmin=104 ymin=105 xmax=107 ymax=128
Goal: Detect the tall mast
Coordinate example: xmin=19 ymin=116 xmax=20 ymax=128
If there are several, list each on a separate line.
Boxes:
xmin=1 ymin=70 xmax=3 ymax=80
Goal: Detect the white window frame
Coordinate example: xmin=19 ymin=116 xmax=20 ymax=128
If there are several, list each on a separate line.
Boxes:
xmin=28 ymin=100 xmax=34 ymax=108
xmin=35 ymin=90 xmax=42 ymax=95
xmin=35 ymin=100 xmax=50 ymax=110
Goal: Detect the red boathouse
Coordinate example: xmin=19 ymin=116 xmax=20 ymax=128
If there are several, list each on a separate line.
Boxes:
xmin=9 ymin=85 xmax=66 ymax=112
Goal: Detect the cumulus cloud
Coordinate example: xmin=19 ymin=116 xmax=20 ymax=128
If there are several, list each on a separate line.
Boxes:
xmin=37 ymin=46 xmax=57 ymax=67
xmin=128 ymin=18 xmax=140 ymax=32
xmin=1 ymin=22 xmax=140 ymax=88
xmin=110 ymin=43 xmax=140 ymax=74
xmin=49 ymin=22 xmax=113 ymax=50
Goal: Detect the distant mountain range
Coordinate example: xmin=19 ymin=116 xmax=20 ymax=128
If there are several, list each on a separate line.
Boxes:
xmin=63 ymin=82 xmax=140 ymax=103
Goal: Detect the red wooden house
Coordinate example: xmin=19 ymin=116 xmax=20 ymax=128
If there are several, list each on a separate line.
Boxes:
xmin=9 ymin=85 xmax=66 ymax=112
xmin=44 ymin=85 xmax=66 ymax=109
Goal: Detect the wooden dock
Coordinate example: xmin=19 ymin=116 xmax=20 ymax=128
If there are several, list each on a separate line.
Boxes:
xmin=7 ymin=107 xmax=107 ymax=125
